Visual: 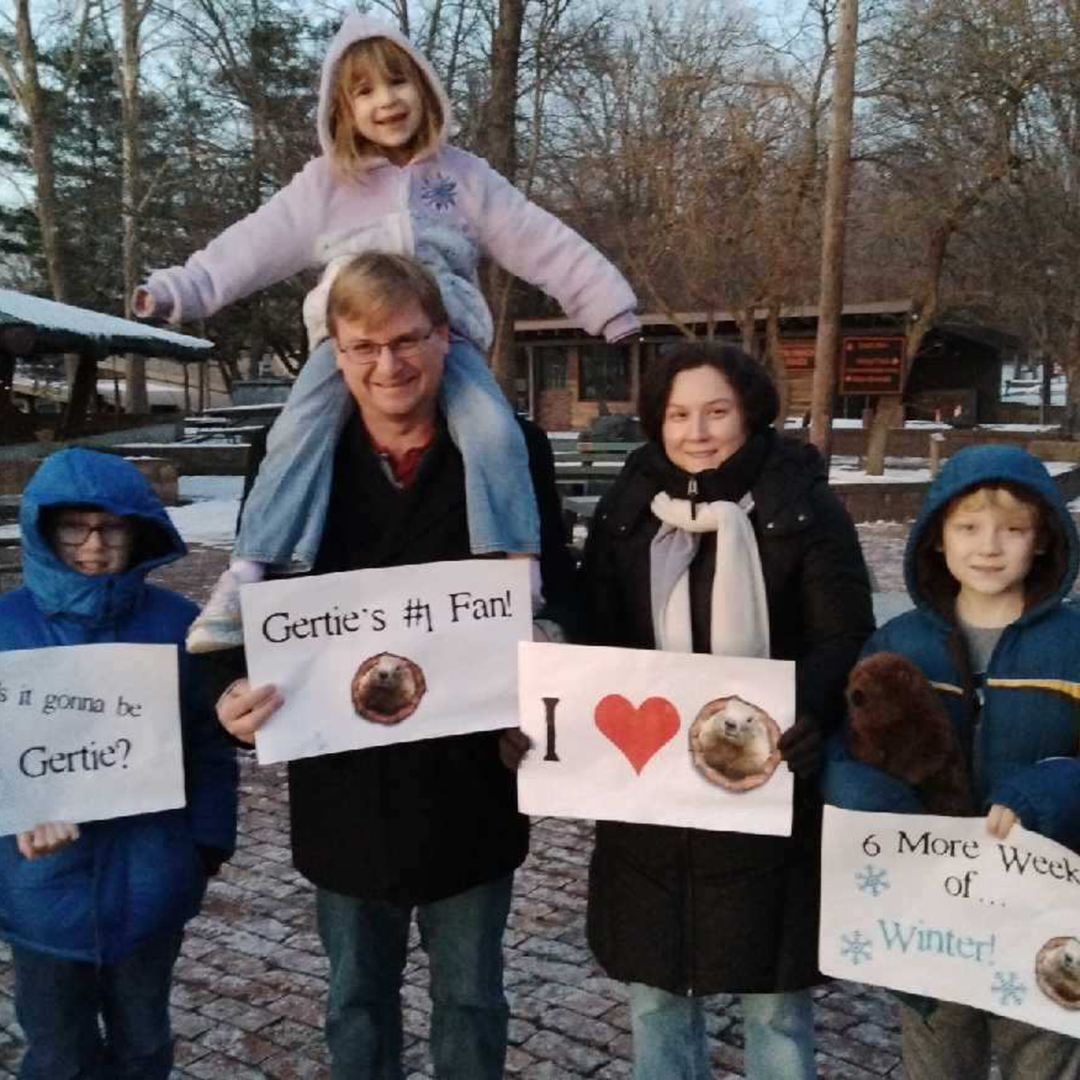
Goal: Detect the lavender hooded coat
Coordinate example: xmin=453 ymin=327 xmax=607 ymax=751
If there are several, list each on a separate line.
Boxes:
xmin=142 ymin=15 xmax=639 ymax=350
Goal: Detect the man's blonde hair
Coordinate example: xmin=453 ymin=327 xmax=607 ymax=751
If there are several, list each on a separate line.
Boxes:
xmin=326 ymin=253 xmax=448 ymax=336
xmin=327 ymin=37 xmax=443 ymax=178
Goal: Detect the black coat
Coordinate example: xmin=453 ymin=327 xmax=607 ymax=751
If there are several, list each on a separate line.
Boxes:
xmin=284 ymin=412 xmax=576 ymax=906
xmin=581 ymin=433 xmax=873 ymax=994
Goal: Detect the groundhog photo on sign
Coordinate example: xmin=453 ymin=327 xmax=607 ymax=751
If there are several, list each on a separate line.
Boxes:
xmin=351 ymin=652 xmax=427 ymax=725
xmin=689 ymin=695 xmax=781 ymax=791
xmin=1036 ymin=936 xmax=1080 ymax=1009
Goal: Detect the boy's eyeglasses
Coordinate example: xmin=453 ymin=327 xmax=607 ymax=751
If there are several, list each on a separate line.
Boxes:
xmin=55 ymin=521 xmax=132 ymax=547
xmin=340 ymin=327 xmax=437 ymax=366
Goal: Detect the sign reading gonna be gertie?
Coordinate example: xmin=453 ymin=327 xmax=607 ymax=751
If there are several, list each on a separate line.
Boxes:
xmin=0 ymin=643 xmax=185 ymax=835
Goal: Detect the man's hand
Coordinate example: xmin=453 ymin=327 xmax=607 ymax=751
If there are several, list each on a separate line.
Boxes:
xmin=777 ymin=714 xmax=823 ymax=779
xmin=216 ymin=679 xmax=282 ymax=745
xmin=499 ymin=728 xmax=532 ymax=770
xmin=16 ymin=821 xmax=80 ymax=860
xmin=986 ymin=803 xmax=1019 ymax=839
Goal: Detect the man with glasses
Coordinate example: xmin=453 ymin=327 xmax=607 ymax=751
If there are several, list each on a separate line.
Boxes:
xmin=216 ymin=252 xmax=575 ymax=1079
xmin=0 ymin=449 xmax=237 ymax=1079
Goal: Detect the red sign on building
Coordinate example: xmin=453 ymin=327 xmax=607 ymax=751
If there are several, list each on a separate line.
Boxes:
xmin=840 ymin=336 xmax=905 ymax=394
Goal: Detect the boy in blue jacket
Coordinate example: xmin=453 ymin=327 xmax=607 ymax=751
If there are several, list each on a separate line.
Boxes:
xmin=0 ymin=449 xmax=238 ymax=1080
xmin=824 ymin=444 xmax=1080 ymax=1078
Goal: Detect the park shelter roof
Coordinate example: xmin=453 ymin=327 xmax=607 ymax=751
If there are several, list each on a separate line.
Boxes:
xmin=0 ymin=289 xmax=212 ymax=362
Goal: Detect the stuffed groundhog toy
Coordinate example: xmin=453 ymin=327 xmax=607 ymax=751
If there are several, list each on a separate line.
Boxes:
xmin=845 ymin=651 xmax=972 ymax=815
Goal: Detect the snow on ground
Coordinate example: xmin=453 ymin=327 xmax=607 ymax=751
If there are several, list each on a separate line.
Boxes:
xmin=166 ymin=475 xmax=244 ymax=550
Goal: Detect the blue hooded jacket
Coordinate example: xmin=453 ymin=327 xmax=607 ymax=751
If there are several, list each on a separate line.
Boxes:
xmin=0 ymin=449 xmax=237 ymax=963
xmin=823 ymin=444 xmax=1080 ymax=849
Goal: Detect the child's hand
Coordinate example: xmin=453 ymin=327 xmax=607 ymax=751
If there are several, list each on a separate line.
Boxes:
xmin=216 ymin=678 xmax=283 ymax=745
xmin=986 ymin=803 xmax=1019 ymax=839
xmin=132 ymin=284 xmax=172 ymax=320
xmin=16 ymin=822 xmax=80 ymax=860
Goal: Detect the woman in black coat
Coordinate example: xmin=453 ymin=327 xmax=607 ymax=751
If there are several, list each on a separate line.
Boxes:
xmin=581 ymin=343 xmax=873 ymax=1078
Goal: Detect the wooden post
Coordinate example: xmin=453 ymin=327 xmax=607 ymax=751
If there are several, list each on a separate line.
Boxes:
xmin=929 ymin=432 xmax=945 ymax=478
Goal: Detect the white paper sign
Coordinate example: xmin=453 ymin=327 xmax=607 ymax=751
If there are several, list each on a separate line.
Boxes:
xmin=242 ymin=559 xmax=532 ymax=764
xmin=0 ymin=643 xmax=185 ymax=835
xmin=517 ymin=642 xmax=795 ymax=835
xmin=821 ymin=806 xmax=1080 ymax=1036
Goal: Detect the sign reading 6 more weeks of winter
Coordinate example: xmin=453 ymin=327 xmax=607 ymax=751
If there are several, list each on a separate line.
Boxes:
xmin=821 ymin=807 xmax=1080 ymax=1037
xmin=241 ymin=559 xmax=532 ymax=764
xmin=0 ymin=644 xmax=185 ymax=836
xmin=516 ymin=642 xmax=795 ymax=835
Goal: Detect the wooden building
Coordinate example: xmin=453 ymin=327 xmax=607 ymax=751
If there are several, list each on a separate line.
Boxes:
xmin=515 ymin=300 xmax=1014 ymax=431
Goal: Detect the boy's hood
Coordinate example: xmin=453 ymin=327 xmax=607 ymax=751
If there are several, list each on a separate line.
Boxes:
xmin=19 ymin=448 xmax=186 ymax=625
xmin=903 ymin=444 xmax=1079 ymax=621
xmin=316 ymin=15 xmax=452 ymax=164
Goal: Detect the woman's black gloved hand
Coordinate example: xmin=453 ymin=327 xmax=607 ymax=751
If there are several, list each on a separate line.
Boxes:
xmin=777 ymin=714 xmax=823 ymax=779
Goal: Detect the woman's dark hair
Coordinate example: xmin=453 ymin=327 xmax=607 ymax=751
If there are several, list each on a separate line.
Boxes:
xmin=637 ymin=342 xmax=780 ymax=444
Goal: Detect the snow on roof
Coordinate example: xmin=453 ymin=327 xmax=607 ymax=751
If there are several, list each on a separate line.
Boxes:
xmin=0 ymin=289 xmax=212 ymax=360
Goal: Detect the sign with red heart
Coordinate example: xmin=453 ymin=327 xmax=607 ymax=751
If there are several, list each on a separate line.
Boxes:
xmin=594 ymin=694 xmax=680 ymax=774
xmin=518 ymin=642 xmax=795 ymax=835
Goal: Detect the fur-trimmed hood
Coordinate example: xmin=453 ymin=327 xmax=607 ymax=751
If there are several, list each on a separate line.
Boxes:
xmin=903 ymin=444 xmax=1079 ymax=625
xmin=315 ymin=15 xmax=452 ymax=168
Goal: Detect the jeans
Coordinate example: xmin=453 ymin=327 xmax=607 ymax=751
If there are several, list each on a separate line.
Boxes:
xmin=316 ymin=874 xmax=513 ymax=1080
xmin=236 ymin=336 xmax=541 ymax=569
xmin=628 ymin=982 xmax=816 ymax=1079
xmin=11 ymin=929 xmax=183 ymax=1080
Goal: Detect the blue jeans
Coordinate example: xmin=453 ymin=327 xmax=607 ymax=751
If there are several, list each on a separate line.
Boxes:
xmin=11 ymin=929 xmax=183 ymax=1080
xmin=628 ymin=982 xmax=816 ymax=1079
xmin=316 ymin=874 xmax=513 ymax=1080
xmin=236 ymin=336 xmax=541 ymax=569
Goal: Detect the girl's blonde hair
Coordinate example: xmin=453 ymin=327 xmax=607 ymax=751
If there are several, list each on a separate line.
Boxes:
xmin=328 ymin=38 xmax=444 ymax=177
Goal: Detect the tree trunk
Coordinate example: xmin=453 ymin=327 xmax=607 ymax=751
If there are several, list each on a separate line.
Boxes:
xmin=5 ymin=0 xmax=69 ymax=303
xmin=478 ymin=0 xmax=525 ymax=403
xmin=60 ymin=353 xmax=99 ymax=438
xmin=119 ymin=0 xmax=149 ymax=414
xmin=864 ymin=395 xmax=903 ymax=475
xmin=809 ymin=0 xmax=858 ymax=466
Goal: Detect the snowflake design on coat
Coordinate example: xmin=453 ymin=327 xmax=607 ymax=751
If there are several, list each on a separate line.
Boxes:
xmin=855 ymin=865 xmax=890 ymax=897
xmin=991 ymin=971 xmax=1027 ymax=1007
xmin=840 ymin=930 xmax=873 ymax=966
xmin=420 ymin=173 xmax=458 ymax=212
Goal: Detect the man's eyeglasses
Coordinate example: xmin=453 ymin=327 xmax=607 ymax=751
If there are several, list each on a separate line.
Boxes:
xmin=339 ymin=327 xmax=437 ymax=366
xmin=54 ymin=520 xmax=132 ymax=547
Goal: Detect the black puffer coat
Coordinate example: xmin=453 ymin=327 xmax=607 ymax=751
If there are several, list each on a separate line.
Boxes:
xmin=285 ymin=413 xmax=575 ymax=906
xmin=582 ymin=431 xmax=873 ymax=994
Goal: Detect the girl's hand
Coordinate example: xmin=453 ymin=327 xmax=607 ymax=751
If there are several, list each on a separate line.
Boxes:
xmin=132 ymin=285 xmax=172 ymax=320
xmin=986 ymin=803 xmax=1019 ymax=839
xmin=16 ymin=822 xmax=80 ymax=860
xmin=216 ymin=679 xmax=283 ymax=745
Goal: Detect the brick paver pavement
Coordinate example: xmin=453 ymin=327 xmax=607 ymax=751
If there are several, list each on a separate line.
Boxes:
xmin=0 ymin=533 xmax=909 ymax=1079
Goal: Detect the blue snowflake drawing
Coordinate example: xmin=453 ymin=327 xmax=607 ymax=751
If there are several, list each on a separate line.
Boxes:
xmin=855 ymin=864 xmax=890 ymax=897
xmin=420 ymin=174 xmax=458 ymax=211
xmin=991 ymin=971 xmax=1027 ymax=1007
xmin=840 ymin=930 xmax=873 ymax=966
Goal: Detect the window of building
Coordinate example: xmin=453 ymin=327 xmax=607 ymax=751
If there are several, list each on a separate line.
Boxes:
xmin=580 ymin=343 xmax=630 ymax=401
xmin=535 ymin=345 xmax=568 ymax=391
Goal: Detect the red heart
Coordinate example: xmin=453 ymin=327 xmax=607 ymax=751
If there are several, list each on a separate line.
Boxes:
xmin=595 ymin=694 xmax=681 ymax=774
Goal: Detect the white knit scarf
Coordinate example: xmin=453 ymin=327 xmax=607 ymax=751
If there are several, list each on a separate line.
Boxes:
xmin=649 ymin=491 xmax=770 ymax=658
